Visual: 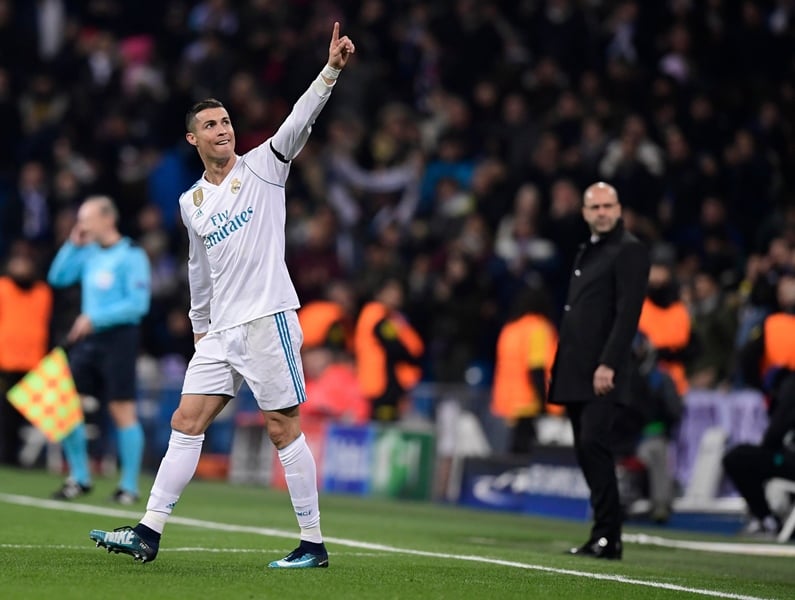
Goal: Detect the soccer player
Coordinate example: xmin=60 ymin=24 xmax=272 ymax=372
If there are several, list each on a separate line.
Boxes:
xmin=48 ymin=195 xmax=151 ymax=504
xmin=89 ymin=22 xmax=355 ymax=569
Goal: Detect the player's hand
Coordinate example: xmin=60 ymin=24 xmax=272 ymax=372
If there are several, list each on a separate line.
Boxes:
xmin=67 ymin=314 xmax=94 ymax=344
xmin=328 ymin=21 xmax=355 ymax=70
xmin=69 ymin=224 xmax=89 ymax=246
xmin=593 ymin=364 xmax=615 ymax=396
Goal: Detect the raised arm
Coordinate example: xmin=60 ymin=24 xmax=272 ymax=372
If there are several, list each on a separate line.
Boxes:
xmin=269 ymin=22 xmax=356 ymax=162
xmin=323 ymin=21 xmax=355 ymax=82
xmin=47 ymin=242 xmax=91 ymax=287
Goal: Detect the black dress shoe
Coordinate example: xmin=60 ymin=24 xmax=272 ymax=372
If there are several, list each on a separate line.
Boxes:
xmin=567 ymin=537 xmax=623 ymax=560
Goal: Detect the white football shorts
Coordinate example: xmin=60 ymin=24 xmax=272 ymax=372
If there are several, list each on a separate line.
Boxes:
xmin=182 ymin=310 xmax=307 ymax=411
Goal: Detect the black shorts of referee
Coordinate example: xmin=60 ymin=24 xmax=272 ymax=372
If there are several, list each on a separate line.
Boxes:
xmin=68 ymin=324 xmax=140 ymax=402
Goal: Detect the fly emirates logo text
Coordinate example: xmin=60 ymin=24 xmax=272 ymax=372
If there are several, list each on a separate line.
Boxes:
xmin=203 ymin=207 xmax=254 ymax=250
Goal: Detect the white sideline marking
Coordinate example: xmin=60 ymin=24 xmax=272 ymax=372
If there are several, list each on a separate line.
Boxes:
xmin=0 ymin=493 xmax=780 ymax=600
xmin=624 ymin=533 xmax=795 ymax=557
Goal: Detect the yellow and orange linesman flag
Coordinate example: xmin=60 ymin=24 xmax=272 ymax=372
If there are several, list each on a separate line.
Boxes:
xmin=6 ymin=347 xmax=83 ymax=442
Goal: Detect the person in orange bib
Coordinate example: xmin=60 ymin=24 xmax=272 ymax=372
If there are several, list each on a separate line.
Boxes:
xmin=354 ymin=277 xmax=423 ymax=422
xmin=298 ymin=280 xmax=356 ymax=353
xmin=638 ymin=257 xmax=693 ymax=397
xmin=299 ymin=280 xmax=367 ymax=424
xmin=0 ymin=246 xmax=53 ymax=465
xmin=491 ymin=284 xmax=558 ymax=454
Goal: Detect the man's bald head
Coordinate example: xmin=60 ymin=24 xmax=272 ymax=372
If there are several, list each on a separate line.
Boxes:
xmin=582 ymin=182 xmax=622 ymax=235
xmin=81 ymin=195 xmax=119 ymax=225
xmin=583 ymin=182 xmax=619 ymax=206
xmin=76 ymin=195 xmax=121 ymax=245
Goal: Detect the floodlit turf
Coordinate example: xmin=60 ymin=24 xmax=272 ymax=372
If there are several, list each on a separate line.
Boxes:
xmin=1 ymin=467 xmax=794 ymax=599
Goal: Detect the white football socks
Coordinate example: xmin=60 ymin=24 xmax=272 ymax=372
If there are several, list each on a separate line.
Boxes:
xmin=140 ymin=430 xmax=204 ymax=534
xmin=278 ymin=433 xmax=322 ymax=543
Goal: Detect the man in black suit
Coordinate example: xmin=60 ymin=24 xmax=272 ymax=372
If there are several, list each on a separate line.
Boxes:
xmin=549 ymin=182 xmax=650 ymax=560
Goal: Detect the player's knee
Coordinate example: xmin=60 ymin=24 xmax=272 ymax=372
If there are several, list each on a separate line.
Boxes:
xmin=266 ymin=418 xmax=301 ymax=450
xmin=170 ymin=409 xmax=205 ymax=436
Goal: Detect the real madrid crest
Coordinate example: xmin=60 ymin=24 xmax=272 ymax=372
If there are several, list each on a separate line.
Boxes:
xmin=230 ymin=178 xmax=242 ymax=194
xmin=193 ymin=188 xmax=204 ymax=207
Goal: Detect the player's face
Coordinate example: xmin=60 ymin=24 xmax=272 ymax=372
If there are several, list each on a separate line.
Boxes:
xmin=582 ymin=188 xmax=621 ymax=235
xmin=187 ymin=107 xmax=236 ymax=162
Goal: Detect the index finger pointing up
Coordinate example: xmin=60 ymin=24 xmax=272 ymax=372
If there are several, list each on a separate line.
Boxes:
xmin=332 ymin=21 xmax=339 ymax=44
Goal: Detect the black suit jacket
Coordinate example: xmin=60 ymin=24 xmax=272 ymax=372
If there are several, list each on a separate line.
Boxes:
xmin=549 ymin=220 xmax=650 ymax=405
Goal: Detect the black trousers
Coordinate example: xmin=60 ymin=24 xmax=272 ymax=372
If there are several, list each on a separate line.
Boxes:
xmin=723 ymin=444 xmax=795 ymax=519
xmin=369 ymin=381 xmax=404 ymax=423
xmin=0 ymin=371 xmax=26 ymax=466
xmin=567 ymin=400 xmax=622 ymax=541
xmin=509 ymin=417 xmax=536 ymax=455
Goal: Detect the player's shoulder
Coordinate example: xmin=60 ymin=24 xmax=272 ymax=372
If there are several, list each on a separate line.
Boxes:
xmin=620 ymin=228 xmax=644 ymax=247
xmin=240 ymin=138 xmax=288 ymax=168
xmin=120 ymin=237 xmax=146 ymax=254
xmin=184 ymin=178 xmax=204 ymax=193
xmin=178 ymin=178 xmax=206 ymax=206
xmin=618 ymin=231 xmax=649 ymax=258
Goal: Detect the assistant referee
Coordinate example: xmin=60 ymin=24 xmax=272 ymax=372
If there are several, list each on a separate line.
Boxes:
xmin=48 ymin=195 xmax=151 ymax=505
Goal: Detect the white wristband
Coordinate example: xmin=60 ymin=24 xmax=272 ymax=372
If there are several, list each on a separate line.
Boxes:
xmin=321 ymin=64 xmax=341 ymax=81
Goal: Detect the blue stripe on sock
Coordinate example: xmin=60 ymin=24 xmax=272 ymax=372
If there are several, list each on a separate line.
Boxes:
xmin=275 ymin=312 xmax=306 ymax=403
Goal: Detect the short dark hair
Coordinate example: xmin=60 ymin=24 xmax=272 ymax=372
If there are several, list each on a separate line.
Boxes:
xmin=507 ymin=281 xmax=553 ymax=321
xmin=185 ymin=98 xmax=225 ymax=132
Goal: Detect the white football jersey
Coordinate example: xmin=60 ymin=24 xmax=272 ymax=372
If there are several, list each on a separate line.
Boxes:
xmin=179 ymin=77 xmax=334 ymax=334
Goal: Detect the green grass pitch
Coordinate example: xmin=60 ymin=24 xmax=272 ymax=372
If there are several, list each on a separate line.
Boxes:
xmin=0 ymin=466 xmax=793 ymax=599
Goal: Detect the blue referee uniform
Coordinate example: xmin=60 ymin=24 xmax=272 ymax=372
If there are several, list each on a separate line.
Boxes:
xmin=48 ymin=237 xmax=151 ymax=497
xmin=48 ymin=238 xmax=151 ymax=330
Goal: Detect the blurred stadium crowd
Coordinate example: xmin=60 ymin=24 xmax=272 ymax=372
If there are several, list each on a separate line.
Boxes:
xmin=1 ymin=0 xmax=794 ymax=394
